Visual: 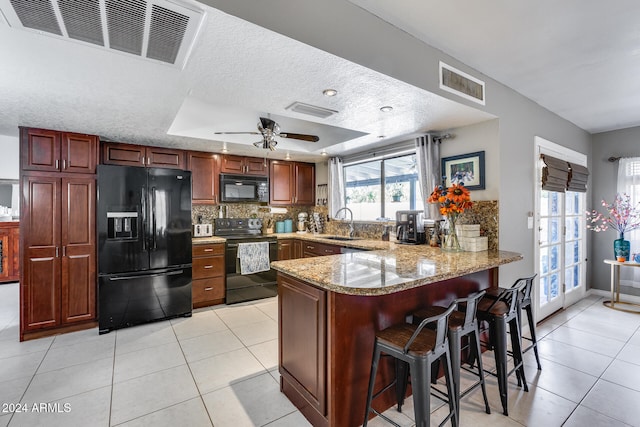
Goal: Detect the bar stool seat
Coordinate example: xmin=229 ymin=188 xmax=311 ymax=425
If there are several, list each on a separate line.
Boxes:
xmin=363 ymin=303 xmax=458 ymax=427
xmin=407 ymin=291 xmax=491 ymax=422
xmin=475 ymin=283 xmax=528 ymax=416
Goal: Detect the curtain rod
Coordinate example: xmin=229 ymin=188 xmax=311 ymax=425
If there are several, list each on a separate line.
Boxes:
xmin=608 ymin=156 xmax=621 ymax=162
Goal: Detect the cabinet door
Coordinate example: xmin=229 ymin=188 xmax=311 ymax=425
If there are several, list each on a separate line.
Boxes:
xmin=61 ymin=178 xmax=96 ymax=324
xmin=293 ymin=240 xmax=303 ymax=259
xmin=269 ymin=160 xmax=294 ymax=205
xmin=279 ymin=275 xmax=326 ymax=414
xmin=0 ymin=230 xmax=8 ymax=280
xmin=22 ymin=176 xmax=61 ymax=331
xmin=102 ymin=142 xmax=145 ymax=167
xmin=295 ymin=162 xmax=315 ymax=205
xmin=21 ymin=128 xmax=61 ymax=172
xmin=278 ymin=239 xmax=293 ymax=261
xmin=146 ymin=146 xmax=185 ymax=169
xmin=10 ymin=227 xmax=19 ymax=280
xmin=188 ymin=151 xmax=218 ymax=204
xmin=244 ymin=157 xmax=268 ymax=176
xmin=220 ymin=155 xmax=245 ymax=174
xmin=61 ymin=133 xmax=98 ymax=174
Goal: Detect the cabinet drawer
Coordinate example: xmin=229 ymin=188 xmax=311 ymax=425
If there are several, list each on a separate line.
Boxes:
xmin=193 ymin=256 xmax=224 ymax=279
xmin=192 ymin=277 xmax=225 ymax=303
xmin=193 ymin=244 xmax=224 ymax=257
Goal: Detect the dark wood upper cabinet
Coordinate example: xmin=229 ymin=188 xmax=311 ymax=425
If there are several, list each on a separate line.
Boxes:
xmin=269 ymin=160 xmax=315 ymax=206
xmin=221 ymin=154 xmax=268 ymax=176
xmin=187 ymin=151 xmax=219 ymax=205
xmin=102 ymin=142 xmax=185 ymax=169
xmin=21 ymin=128 xmax=98 ymax=174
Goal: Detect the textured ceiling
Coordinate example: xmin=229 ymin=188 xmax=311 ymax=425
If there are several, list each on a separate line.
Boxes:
xmin=0 ymin=0 xmax=493 ymax=162
xmin=349 ymin=0 xmax=640 ymax=134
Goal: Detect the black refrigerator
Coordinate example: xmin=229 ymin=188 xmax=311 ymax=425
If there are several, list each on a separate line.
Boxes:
xmin=97 ymin=165 xmax=192 ymax=334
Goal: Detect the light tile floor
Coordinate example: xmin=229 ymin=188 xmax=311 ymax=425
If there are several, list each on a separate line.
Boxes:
xmin=1 ymin=281 xmax=640 ymax=426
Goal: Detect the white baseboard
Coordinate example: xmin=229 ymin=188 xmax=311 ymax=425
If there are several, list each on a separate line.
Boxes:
xmin=588 ymin=288 xmax=640 ymax=304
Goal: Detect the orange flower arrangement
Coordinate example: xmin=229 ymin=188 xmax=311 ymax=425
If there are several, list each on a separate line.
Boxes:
xmin=428 ymin=183 xmax=473 ymax=215
xmin=428 ymin=183 xmax=473 ymax=251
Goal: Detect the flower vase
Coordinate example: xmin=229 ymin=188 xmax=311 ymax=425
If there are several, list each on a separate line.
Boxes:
xmin=442 ymin=215 xmax=463 ymax=252
xmin=614 ymin=233 xmax=630 ymax=261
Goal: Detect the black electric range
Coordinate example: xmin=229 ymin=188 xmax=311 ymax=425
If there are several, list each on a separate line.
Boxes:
xmin=214 ymin=218 xmax=278 ymax=304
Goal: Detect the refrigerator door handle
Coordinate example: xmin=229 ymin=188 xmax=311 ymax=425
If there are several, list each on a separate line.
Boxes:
xmin=151 ymin=186 xmax=157 ymax=249
xmin=108 ymin=269 xmax=184 ymax=281
xmin=141 ymin=186 xmax=147 ymax=251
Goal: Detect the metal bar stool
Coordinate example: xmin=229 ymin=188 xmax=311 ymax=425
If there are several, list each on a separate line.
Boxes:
xmin=363 ymin=303 xmax=458 ymax=427
xmin=406 ymin=291 xmax=491 ymax=421
xmin=475 ymin=282 xmax=528 ymax=416
xmin=484 ymin=275 xmax=541 ymax=370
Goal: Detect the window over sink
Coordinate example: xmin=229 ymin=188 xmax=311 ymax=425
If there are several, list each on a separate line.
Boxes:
xmin=344 ymin=153 xmax=419 ymax=221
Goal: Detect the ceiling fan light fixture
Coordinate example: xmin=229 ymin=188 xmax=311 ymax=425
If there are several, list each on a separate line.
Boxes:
xmin=322 ymin=89 xmax=338 ymax=97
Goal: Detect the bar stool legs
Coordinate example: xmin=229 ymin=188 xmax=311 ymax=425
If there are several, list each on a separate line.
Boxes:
xmin=523 ymin=302 xmax=542 ymax=370
xmin=363 ymin=304 xmax=458 ymax=427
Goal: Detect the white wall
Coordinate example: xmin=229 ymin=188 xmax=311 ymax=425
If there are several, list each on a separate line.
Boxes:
xmin=591 ymin=127 xmax=640 ymax=296
xmin=440 ymin=119 xmax=499 ymax=201
xmin=0 ymin=135 xmax=19 ymax=179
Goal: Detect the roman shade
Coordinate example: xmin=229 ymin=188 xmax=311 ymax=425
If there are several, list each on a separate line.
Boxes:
xmin=567 ymin=162 xmax=589 ymax=192
xmin=541 ymin=154 xmax=569 ymax=192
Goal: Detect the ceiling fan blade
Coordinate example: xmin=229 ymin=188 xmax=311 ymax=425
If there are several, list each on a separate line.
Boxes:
xmin=214 ymin=131 xmax=260 ymax=135
xmin=279 ymin=132 xmax=319 ymax=142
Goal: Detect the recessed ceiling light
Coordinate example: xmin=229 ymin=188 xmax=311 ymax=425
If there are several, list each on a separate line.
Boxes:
xmin=378 ymin=135 xmax=385 ymax=139
xmin=285 ymin=152 xmax=291 ymax=160
xmin=380 ymin=106 xmax=393 ymax=112
xmin=222 ymin=143 xmax=229 ymax=153
xmin=321 ymin=150 xmax=327 ymax=156
xmin=323 ymin=89 xmax=338 ymax=97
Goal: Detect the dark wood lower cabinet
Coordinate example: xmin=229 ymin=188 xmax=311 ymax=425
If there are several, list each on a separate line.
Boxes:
xmin=0 ymin=222 xmax=20 ymax=283
xmin=278 ymin=268 xmax=497 ymax=426
xmin=192 ymin=243 xmax=225 ymax=308
xmin=279 ymin=274 xmax=327 ymax=426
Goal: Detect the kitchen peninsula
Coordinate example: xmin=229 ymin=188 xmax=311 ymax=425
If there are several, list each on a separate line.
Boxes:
xmin=271 ymin=244 xmax=522 ymax=427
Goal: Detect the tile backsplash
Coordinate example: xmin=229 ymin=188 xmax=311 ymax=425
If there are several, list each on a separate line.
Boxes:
xmin=193 ymin=200 xmax=499 ymax=249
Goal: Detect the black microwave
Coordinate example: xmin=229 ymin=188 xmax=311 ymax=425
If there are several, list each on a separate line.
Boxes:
xmin=219 ymin=174 xmax=269 ymax=203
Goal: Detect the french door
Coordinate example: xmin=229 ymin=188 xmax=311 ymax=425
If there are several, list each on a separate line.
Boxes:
xmin=535 ymin=138 xmax=587 ymax=321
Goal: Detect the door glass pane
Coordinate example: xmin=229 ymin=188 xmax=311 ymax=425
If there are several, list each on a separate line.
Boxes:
xmin=345 ymin=160 xmax=381 ymax=221
xmin=540 ymin=275 xmax=549 ymax=304
xmin=550 ymin=192 xmax=560 ymax=215
xmin=550 ymin=272 xmax=560 ymax=298
xmin=540 ymin=218 xmax=549 ymax=245
xmin=550 ymin=218 xmax=561 ymax=243
xmin=550 ymin=245 xmax=559 ymax=270
xmin=540 ymin=247 xmax=549 ymax=274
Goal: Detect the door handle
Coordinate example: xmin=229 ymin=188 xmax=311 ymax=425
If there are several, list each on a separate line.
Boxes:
xmin=55 ymin=160 xmax=59 ymax=170
xmin=151 ymin=187 xmax=157 ymax=249
xmin=108 ymin=270 xmax=184 ymax=280
xmin=203 ymin=248 xmax=213 ymax=252
xmin=204 ymin=287 xmax=213 ymax=291
xmin=203 ymin=265 xmax=213 ymax=269
xmin=62 ymin=159 xmax=66 ymax=170
xmin=62 ymin=246 xmax=66 ymax=257
xmin=55 ymin=246 xmax=59 ymax=257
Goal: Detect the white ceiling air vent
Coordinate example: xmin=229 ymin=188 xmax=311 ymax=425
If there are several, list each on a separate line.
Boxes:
xmin=439 ymin=61 xmax=485 ymax=105
xmin=286 ymin=102 xmax=338 ymax=119
xmin=0 ymin=0 xmax=203 ymax=68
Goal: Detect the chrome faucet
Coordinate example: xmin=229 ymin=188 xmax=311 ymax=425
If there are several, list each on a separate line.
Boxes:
xmin=334 ymin=207 xmax=354 ymax=238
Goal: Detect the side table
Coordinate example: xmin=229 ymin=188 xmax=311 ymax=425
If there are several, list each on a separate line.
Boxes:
xmin=603 ymin=259 xmax=640 ymax=313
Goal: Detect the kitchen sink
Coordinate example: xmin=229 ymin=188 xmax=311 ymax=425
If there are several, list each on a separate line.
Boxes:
xmin=324 ymin=236 xmax=361 ymax=241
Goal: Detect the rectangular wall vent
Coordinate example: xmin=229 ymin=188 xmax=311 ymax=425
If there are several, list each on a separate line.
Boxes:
xmin=1 ymin=0 xmax=203 ymax=68
xmin=285 ymin=102 xmax=338 ymax=119
xmin=439 ymin=61 xmax=485 ymax=105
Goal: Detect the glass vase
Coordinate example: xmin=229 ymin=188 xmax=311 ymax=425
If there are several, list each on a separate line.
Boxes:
xmin=442 ymin=214 xmax=463 ymax=252
xmin=614 ymin=232 xmax=630 ymax=261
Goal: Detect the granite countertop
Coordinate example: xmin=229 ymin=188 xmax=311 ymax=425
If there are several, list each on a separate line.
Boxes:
xmin=271 ymin=243 xmax=522 ymax=296
xmin=273 ymin=232 xmax=392 ymax=251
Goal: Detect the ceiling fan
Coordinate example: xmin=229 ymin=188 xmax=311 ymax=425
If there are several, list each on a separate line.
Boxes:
xmin=215 ymin=117 xmax=319 ymax=151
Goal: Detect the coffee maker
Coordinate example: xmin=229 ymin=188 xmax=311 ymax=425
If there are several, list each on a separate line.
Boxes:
xmin=396 ymin=210 xmax=426 ymax=244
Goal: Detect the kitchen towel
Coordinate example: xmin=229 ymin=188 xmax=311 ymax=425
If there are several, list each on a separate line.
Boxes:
xmin=237 ymin=241 xmax=271 ymax=275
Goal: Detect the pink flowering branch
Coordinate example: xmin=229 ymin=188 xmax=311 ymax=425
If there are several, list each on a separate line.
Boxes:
xmin=586 ymin=193 xmax=640 ymax=234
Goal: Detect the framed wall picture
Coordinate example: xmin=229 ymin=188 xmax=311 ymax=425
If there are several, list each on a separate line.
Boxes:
xmin=441 ymin=151 xmax=485 ymax=190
